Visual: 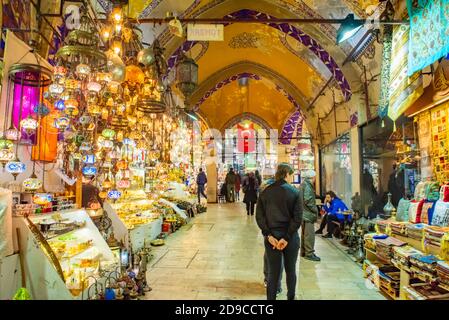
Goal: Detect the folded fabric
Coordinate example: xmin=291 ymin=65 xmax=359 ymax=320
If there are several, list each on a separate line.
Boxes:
xmin=414 ymin=181 xmax=427 ymax=201
xmin=431 ymin=200 xmax=449 ymax=227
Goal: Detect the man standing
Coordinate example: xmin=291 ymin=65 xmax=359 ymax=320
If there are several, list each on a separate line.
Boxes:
xmin=256 ymin=163 xmax=303 ymax=300
xmin=300 ymin=169 xmax=321 ymax=262
xmin=225 ymin=167 xmax=237 ymax=202
xmin=196 ymin=168 xmax=207 ymax=204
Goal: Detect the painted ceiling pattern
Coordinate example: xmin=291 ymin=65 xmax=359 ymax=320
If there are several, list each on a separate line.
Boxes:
xmin=228 ymin=32 xmax=260 ymax=49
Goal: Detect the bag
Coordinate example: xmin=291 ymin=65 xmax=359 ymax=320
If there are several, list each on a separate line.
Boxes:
xmin=396 ymin=198 xmax=411 ymax=222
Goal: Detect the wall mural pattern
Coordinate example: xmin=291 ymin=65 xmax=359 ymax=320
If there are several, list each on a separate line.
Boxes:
xmin=280 ymin=111 xmax=303 ymax=145
xmin=167 ymin=9 xmax=352 ymax=102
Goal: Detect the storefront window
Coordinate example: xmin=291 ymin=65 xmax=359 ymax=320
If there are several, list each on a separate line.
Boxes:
xmin=320 ymin=133 xmax=352 ymax=206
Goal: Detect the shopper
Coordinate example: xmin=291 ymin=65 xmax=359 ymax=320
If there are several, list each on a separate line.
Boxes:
xmin=256 ymin=163 xmax=302 ymax=300
xmin=225 ymin=167 xmax=237 ymax=202
xmin=300 ymin=169 xmax=321 ymax=262
xmin=255 ymin=170 xmax=262 ymax=188
xmin=243 ymin=172 xmax=258 ymax=215
xmin=235 ymin=172 xmax=241 ymax=201
xmin=322 ymin=191 xmax=350 ymax=239
xmin=196 ymin=168 xmax=208 ymax=204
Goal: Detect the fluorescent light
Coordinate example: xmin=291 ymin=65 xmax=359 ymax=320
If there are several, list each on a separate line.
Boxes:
xmin=336 ymin=14 xmax=363 ymax=44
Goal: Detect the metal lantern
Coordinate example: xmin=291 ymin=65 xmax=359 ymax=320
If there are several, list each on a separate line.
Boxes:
xmin=5 ymin=159 xmax=26 ymax=180
xmin=175 ymin=53 xmax=198 ymax=101
xmin=22 ymin=172 xmax=42 ymax=192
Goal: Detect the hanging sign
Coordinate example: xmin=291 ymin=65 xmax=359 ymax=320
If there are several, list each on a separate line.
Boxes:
xmin=187 ymin=24 xmax=224 ymax=41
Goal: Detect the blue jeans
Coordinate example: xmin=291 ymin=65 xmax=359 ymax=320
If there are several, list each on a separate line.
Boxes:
xmin=264 ymin=231 xmax=300 ymax=300
xmin=197 ymin=184 xmax=207 ymax=203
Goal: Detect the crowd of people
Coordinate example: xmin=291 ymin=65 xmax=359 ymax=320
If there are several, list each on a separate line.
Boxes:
xmin=195 ymin=164 xmax=350 ymax=300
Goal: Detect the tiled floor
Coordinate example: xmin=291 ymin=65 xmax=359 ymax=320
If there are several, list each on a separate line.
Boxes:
xmin=144 ymin=202 xmax=385 ymax=300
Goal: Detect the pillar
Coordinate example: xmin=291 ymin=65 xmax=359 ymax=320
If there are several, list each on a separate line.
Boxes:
xmin=350 ymin=127 xmax=361 ymax=194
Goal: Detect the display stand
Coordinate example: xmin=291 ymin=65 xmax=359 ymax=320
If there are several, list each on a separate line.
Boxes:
xmin=103 ymin=200 xmax=162 ymax=252
xmin=13 ymin=209 xmax=117 ymax=300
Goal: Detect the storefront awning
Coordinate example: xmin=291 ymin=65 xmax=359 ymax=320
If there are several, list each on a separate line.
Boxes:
xmin=405 ymin=84 xmax=449 ymax=117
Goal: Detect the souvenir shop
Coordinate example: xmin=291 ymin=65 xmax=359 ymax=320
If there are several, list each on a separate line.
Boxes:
xmin=0 ymin=5 xmax=204 ymax=300
xmin=358 ymin=4 xmax=449 ymax=299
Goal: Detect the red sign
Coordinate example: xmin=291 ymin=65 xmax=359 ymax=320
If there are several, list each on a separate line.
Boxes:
xmin=237 ymin=124 xmax=256 ymax=153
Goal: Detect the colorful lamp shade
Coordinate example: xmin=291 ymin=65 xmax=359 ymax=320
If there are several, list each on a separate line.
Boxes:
xmin=6 ymin=160 xmax=26 ymax=176
xmin=83 ymin=154 xmax=96 ymax=164
xmin=33 ymin=103 xmax=50 ymax=116
xmin=79 ymin=142 xmax=92 ymax=152
xmin=64 ymin=99 xmax=79 ymax=116
xmin=116 ymin=159 xmax=128 ymax=170
xmin=116 ymin=179 xmax=130 ymax=189
xmin=0 ymin=149 xmax=15 ymax=166
xmin=107 ymin=189 xmax=121 ymax=200
xmin=54 ymin=99 xmax=65 ymax=111
xmin=0 ymin=139 xmax=13 ymax=150
xmin=4 ymin=127 xmax=21 ymax=142
xmin=102 ymin=177 xmax=112 ymax=189
xmin=102 ymin=129 xmax=116 ymax=139
xmin=32 ymin=193 xmax=53 ymax=205
xmin=82 ymin=166 xmax=97 ymax=176
xmin=79 ymin=115 xmax=92 ymax=126
xmin=87 ymin=81 xmax=102 ymax=93
xmin=75 ymin=63 xmax=91 ymax=78
xmin=54 ymin=116 xmax=70 ymax=130
xmin=48 ymin=83 xmax=64 ymax=96
xmin=23 ymin=174 xmax=42 ymax=192
xmin=20 ymin=116 xmax=38 ymax=133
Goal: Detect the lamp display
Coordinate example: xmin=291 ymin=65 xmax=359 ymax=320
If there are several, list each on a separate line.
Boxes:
xmin=23 ymin=173 xmax=42 ymax=192
xmin=82 ymin=166 xmax=97 ymax=176
xmin=54 ymin=117 xmax=70 ymax=130
xmin=5 ymin=160 xmax=26 ymax=179
xmin=83 ymin=154 xmax=96 ymax=164
xmin=4 ymin=127 xmax=21 ymax=141
xmin=20 ymin=116 xmax=38 ymax=134
xmin=107 ymin=189 xmax=121 ymax=200
xmin=32 ymin=193 xmax=53 ymax=205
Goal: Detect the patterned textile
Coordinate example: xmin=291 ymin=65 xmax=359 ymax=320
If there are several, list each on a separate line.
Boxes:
xmin=388 ymin=24 xmax=423 ymax=122
xmin=408 ymin=200 xmax=423 ymax=223
xmin=421 ymin=201 xmax=437 ymax=225
xmin=396 ymin=198 xmax=411 ymax=222
xmin=378 ymin=24 xmax=393 ymax=120
xmin=407 ymin=0 xmax=449 ymax=75
xmin=425 ymin=181 xmax=441 ymax=201
xmin=414 ymin=181 xmax=428 ymax=201
xmin=432 ymin=200 xmax=449 ymax=226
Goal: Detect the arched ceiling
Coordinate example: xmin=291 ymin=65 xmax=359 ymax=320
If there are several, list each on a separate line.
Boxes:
xmin=95 ymin=0 xmax=379 ymax=142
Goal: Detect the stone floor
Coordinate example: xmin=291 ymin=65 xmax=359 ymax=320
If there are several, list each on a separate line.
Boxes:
xmin=144 ymin=202 xmax=385 ymax=300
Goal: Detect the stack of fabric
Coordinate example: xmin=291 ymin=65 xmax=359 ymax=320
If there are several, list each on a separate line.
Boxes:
xmin=376 ymin=220 xmax=390 ymax=234
xmin=375 ymin=237 xmax=407 ymax=263
xmin=390 ymin=221 xmax=409 ymax=236
xmin=436 ymin=261 xmax=449 ymax=286
xmin=391 ymin=245 xmax=423 ymax=269
xmin=423 ymin=226 xmax=449 ymax=248
xmin=406 ymin=223 xmax=427 ymax=241
xmin=409 ymin=254 xmax=441 ymax=280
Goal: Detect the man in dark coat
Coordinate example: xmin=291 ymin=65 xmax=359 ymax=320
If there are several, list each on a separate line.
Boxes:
xmin=242 ymin=171 xmax=258 ymax=215
xmin=256 ymin=163 xmax=303 ymax=300
xmin=196 ymin=168 xmax=207 ymax=204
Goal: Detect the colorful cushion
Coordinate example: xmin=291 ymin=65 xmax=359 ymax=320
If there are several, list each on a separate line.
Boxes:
xmin=396 ymin=198 xmax=411 ymax=222
xmin=431 ymin=200 xmax=449 ymax=227
xmin=425 ymin=181 xmax=441 ymax=201
xmin=414 ymin=181 xmax=427 ymax=201
xmin=421 ymin=201 xmax=436 ymax=225
xmin=408 ymin=201 xmax=421 ymax=223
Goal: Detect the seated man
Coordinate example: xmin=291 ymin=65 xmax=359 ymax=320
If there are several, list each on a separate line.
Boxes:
xmin=321 ymin=191 xmax=350 ymax=239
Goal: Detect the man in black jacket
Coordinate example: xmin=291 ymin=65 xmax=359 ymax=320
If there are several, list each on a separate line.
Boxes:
xmin=256 ymin=163 xmax=303 ymax=300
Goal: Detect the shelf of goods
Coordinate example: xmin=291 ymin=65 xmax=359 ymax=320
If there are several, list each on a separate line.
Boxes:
xmin=13 ymin=209 xmax=118 ymax=300
xmin=363 ymin=219 xmax=449 ymax=300
xmin=163 ymin=182 xmax=200 ymax=215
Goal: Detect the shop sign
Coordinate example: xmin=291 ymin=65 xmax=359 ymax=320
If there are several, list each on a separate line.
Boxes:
xmin=187 ymin=24 xmax=224 ymax=41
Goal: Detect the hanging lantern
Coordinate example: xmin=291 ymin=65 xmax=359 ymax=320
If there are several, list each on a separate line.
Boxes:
xmin=99 ymin=190 xmax=108 ymax=199
xmin=82 ymin=166 xmax=97 ymax=177
xmin=5 ymin=160 xmax=26 ymax=179
xmin=54 ymin=99 xmax=65 ymax=111
xmin=83 ymin=154 xmax=96 ymax=164
xmin=125 ymin=64 xmax=145 ymax=84
xmin=33 ymin=103 xmax=50 ymax=116
xmin=4 ymin=127 xmax=21 ymax=142
xmin=79 ymin=115 xmax=92 ymax=126
xmin=32 ymin=193 xmax=53 ymax=205
xmin=137 ymin=47 xmax=155 ymax=67
xmin=102 ymin=128 xmax=116 ymax=139
xmin=87 ymin=104 xmax=102 ymax=116
xmin=49 ymin=83 xmax=65 ymax=97
xmin=0 ymin=149 xmax=15 ymax=167
xmin=75 ymin=63 xmax=91 ymax=79
xmin=102 ymin=177 xmax=112 ymax=189
xmin=87 ymin=81 xmax=102 ymax=93
xmin=175 ymin=53 xmax=198 ymax=102
xmin=79 ymin=142 xmax=92 ymax=152
xmin=64 ymin=99 xmax=79 ymax=116
xmin=20 ymin=116 xmax=38 ymax=135
xmin=116 ymin=159 xmax=128 ymax=170
xmin=23 ymin=173 xmax=42 ymax=192
xmin=54 ymin=116 xmax=70 ymax=131
xmin=96 ymin=72 xmax=112 ymax=84
xmin=116 ymin=179 xmax=130 ymax=189
xmin=107 ymin=189 xmax=121 ymax=200
xmin=54 ymin=66 xmax=67 ymax=81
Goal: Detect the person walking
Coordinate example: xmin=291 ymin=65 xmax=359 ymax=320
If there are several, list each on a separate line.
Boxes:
xmin=255 ymin=170 xmax=262 ymax=188
xmin=300 ymin=169 xmax=321 ymax=262
xmin=243 ymin=172 xmax=258 ymax=215
xmin=196 ymin=168 xmax=207 ymax=204
xmin=225 ymin=167 xmax=237 ymax=202
xmin=235 ymin=172 xmax=241 ymax=201
xmin=256 ymin=163 xmax=302 ymax=300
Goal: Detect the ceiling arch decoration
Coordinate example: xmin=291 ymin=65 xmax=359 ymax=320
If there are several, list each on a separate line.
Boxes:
xmin=166 ymin=9 xmax=352 ymax=101
xmin=220 ymin=112 xmax=272 ymax=133
xmin=280 ymin=110 xmax=304 ymax=145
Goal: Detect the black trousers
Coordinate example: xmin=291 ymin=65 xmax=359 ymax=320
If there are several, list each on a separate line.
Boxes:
xmin=245 ymin=201 xmax=256 ymax=215
xmin=264 ymin=232 xmax=300 ymax=300
xmin=318 ymin=213 xmax=328 ymax=232
xmin=263 ymin=251 xmax=282 ymax=290
xmin=327 ymin=214 xmax=341 ymax=235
